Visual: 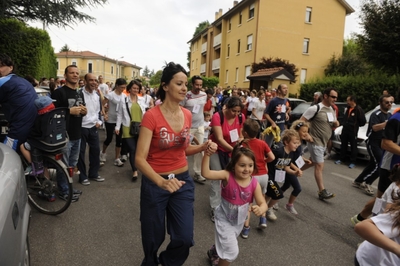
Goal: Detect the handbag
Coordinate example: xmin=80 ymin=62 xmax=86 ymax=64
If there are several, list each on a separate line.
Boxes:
xmin=126 ymin=99 xmax=140 ymax=137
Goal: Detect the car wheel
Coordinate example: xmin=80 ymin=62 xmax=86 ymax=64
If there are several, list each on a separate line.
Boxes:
xmin=24 ymin=235 xmax=30 ymax=266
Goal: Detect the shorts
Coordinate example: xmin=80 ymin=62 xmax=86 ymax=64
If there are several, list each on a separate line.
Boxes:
xmin=378 ymin=168 xmax=393 ymax=194
xmin=265 ymin=180 xmax=284 ymax=200
xmin=22 ymin=142 xmax=32 ymax=151
xmin=254 ymin=174 xmax=269 ymax=194
xmin=3 ymin=136 xmax=18 ymax=151
xmin=307 ymin=143 xmax=325 ymax=164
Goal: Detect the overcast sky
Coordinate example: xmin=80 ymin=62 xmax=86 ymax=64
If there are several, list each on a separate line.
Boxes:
xmin=29 ymin=0 xmax=361 ymax=74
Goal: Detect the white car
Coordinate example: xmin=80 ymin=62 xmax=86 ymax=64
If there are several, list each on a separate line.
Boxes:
xmin=332 ymin=104 xmax=400 ymax=160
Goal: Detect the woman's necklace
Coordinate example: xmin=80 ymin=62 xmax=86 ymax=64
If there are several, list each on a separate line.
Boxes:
xmin=162 ymin=104 xmax=182 ymax=124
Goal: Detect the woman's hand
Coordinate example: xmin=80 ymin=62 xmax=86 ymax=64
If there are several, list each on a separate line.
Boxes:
xmin=115 ymin=129 xmax=120 ymax=135
xmin=203 ymin=140 xmax=218 ymax=156
xmin=159 ymin=178 xmax=186 ymax=193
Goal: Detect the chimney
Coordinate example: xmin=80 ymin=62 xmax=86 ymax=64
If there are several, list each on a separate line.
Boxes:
xmin=219 ymin=8 xmax=223 ymax=18
xmin=215 ymin=11 xmax=219 ymax=20
xmin=233 ymin=1 xmax=238 ymax=6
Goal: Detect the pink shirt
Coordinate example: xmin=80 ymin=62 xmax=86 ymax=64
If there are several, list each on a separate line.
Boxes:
xmin=141 ymin=105 xmax=192 ymax=173
xmin=221 ymin=173 xmax=258 ymax=205
xmin=210 ymin=112 xmax=245 ymax=153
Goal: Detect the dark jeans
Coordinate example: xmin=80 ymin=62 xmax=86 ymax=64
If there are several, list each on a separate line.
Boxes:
xmin=140 ymin=171 xmax=194 ymax=266
xmin=281 ymin=174 xmax=302 ymax=197
xmin=104 ymin=122 xmax=122 ymax=147
xmin=124 ymin=137 xmax=138 ymax=172
xmin=339 ymin=130 xmax=357 ymax=163
xmin=77 ymin=126 xmax=100 ymax=182
xmin=354 ymin=142 xmax=382 ymax=185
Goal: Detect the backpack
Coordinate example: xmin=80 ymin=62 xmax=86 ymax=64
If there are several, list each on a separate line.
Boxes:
xmin=309 ymin=104 xmax=320 ymax=121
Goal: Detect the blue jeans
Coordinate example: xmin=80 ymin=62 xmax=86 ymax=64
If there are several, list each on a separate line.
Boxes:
xmin=78 ymin=127 xmax=100 ymax=182
xmin=140 ymin=171 xmax=194 ymax=266
xmin=63 ymin=139 xmax=81 ymax=167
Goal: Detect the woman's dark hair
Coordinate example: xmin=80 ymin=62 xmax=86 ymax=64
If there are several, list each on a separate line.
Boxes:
xmin=24 ymin=75 xmax=38 ymax=87
xmin=226 ymin=141 xmax=258 ymax=175
xmin=156 ymin=62 xmax=187 ymax=101
xmin=127 ymin=79 xmax=142 ymax=92
xmin=225 ymin=96 xmax=244 ymax=109
xmin=114 ymin=78 xmax=127 ymax=91
xmin=0 ymin=53 xmax=14 ymax=67
xmin=49 ymin=81 xmax=56 ymax=93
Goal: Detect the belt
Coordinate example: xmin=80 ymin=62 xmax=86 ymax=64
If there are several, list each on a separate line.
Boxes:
xmin=160 ymin=170 xmax=189 ymax=180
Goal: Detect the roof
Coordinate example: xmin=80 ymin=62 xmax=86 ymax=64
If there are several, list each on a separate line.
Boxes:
xmin=247 ymin=67 xmax=295 ymax=81
xmin=337 ymin=0 xmax=355 ymax=15
xmin=56 ymin=51 xmax=141 ymax=69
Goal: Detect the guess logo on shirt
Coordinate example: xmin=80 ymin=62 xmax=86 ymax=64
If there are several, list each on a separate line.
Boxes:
xmin=158 ymin=127 xmax=190 ymax=150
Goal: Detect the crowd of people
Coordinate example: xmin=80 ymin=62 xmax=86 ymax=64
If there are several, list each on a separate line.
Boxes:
xmin=3 ymin=52 xmax=400 ymax=265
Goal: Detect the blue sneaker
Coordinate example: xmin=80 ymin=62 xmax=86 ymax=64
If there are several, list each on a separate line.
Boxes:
xmin=334 ymin=160 xmax=342 ymax=165
xmin=349 ymin=163 xmax=356 ymax=169
xmin=258 ymin=217 xmax=267 ymax=229
xmin=240 ymin=226 xmax=250 ymax=239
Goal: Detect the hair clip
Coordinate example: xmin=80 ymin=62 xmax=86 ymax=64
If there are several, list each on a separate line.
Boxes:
xmin=296 ymin=122 xmax=304 ymax=129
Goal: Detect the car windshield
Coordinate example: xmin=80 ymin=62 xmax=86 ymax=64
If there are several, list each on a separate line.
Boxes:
xmin=291 ymin=102 xmax=311 ymax=114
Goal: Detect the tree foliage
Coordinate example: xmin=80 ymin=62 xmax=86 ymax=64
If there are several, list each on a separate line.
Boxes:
xmin=142 ymin=66 xmax=150 ymax=78
xmin=0 ymin=18 xmax=57 ymax=78
xmin=357 ymin=0 xmax=400 ymax=74
xmin=251 ymin=57 xmax=298 ymax=81
xmin=59 ymin=44 xmax=71 ymax=52
xmin=0 ymin=0 xmax=108 ymax=28
xmin=149 ymin=70 xmax=163 ymax=86
xmin=193 ymin=21 xmax=210 ymax=37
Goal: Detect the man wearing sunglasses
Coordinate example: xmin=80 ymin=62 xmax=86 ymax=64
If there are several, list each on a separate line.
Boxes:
xmin=301 ymin=88 xmax=340 ymax=200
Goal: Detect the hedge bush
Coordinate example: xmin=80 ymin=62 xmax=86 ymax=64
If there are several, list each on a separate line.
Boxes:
xmin=0 ymin=19 xmax=57 ymax=79
xmin=299 ymin=73 xmax=400 ymax=111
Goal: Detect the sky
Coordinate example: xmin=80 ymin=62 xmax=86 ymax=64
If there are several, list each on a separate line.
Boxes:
xmin=29 ymin=0 xmax=362 ymax=74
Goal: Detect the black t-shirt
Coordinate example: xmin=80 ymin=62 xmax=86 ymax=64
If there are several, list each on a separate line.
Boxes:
xmin=267 ymin=144 xmax=296 ymax=181
xmin=51 ymin=86 xmax=83 ymax=140
xmin=367 ymin=109 xmax=391 ymax=144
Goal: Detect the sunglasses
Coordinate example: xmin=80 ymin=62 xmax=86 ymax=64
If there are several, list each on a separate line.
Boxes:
xmin=384 ymin=101 xmax=394 ymax=104
xmin=329 ymin=95 xmax=338 ymax=99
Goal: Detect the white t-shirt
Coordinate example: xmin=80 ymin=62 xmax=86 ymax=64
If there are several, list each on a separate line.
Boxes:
xmin=356 ymin=212 xmax=400 ymax=266
xmin=373 ymin=182 xmax=400 ymax=215
xmin=98 ymin=83 xmax=109 ymax=96
xmin=180 ymin=90 xmax=207 ymax=127
xmin=104 ymin=91 xmax=124 ymax=123
xmin=204 ymin=121 xmax=211 ymax=139
xmin=250 ymin=98 xmax=266 ymax=120
xmin=247 ymin=96 xmax=256 ymax=111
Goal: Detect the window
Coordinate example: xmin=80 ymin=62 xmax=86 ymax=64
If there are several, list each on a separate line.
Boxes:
xmin=88 ymin=63 xmax=93 ymax=73
xmin=111 ymin=65 xmax=114 ymax=75
xmin=192 ymin=60 xmax=194 ymax=70
xmin=303 ymin=38 xmax=310 ymax=54
xmin=239 ymin=12 xmax=242 ymax=25
xmin=56 ymin=60 xmax=59 ymax=70
xmin=300 ymin=69 xmax=307 ymax=84
xmin=132 ymin=71 xmax=136 ymax=77
xmin=245 ymin=65 xmax=251 ymax=81
xmin=225 ymin=70 xmax=229 ymax=83
xmin=249 ymin=3 xmax=255 ymax=19
xmin=228 ymin=19 xmax=231 ymax=31
xmin=196 ymin=59 xmax=198 ymax=69
xmin=237 ymin=39 xmax=241 ymax=54
xmin=71 ymin=60 xmax=77 ymax=66
xmin=247 ymin=35 xmax=253 ymax=51
xmin=305 ymin=7 xmax=312 ymax=23
xmin=235 ymin=68 xmax=239 ymax=82
xmin=227 ymin=44 xmax=230 ymax=57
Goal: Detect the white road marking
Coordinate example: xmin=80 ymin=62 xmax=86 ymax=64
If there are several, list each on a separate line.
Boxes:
xmin=331 ymin=172 xmax=377 ymax=190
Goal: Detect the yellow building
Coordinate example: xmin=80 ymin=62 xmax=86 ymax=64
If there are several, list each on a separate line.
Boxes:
xmin=55 ymin=51 xmax=141 ymax=83
xmin=188 ymin=0 xmax=354 ymax=95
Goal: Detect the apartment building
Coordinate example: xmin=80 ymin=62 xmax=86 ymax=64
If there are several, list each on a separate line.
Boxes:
xmin=188 ymin=0 xmax=354 ymax=94
xmin=56 ymin=51 xmax=141 ymax=83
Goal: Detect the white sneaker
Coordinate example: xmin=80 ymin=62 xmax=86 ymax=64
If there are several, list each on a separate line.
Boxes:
xmin=100 ymin=152 xmax=107 ymax=162
xmin=193 ymin=173 xmax=206 ymax=183
xmin=266 ymin=208 xmax=277 ymax=221
xmin=120 ymin=155 xmax=128 ymax=162
xmin=114 ymin=158 xmax=124 ymax=167
xmin=272 ymin=203 xmax=279 ymax=211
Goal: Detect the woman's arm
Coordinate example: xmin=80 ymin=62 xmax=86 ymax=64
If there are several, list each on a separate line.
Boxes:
xmin=115 ymin=98 xmax=123 ymax=134
xmin=355 ymin=218 xmax=400 ymax=257
xmin=251 ymin=183 xmax=268 ymax=216
xmin=201 ymin=153 xmax=229 ymax=181
xmin=213 ymin=125 xmax=234 ymax=152
xmin=135 ymin=127 xmax=185 ymax=193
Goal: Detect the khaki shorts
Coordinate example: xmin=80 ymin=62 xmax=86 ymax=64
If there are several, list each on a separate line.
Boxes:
xmin=307 ymin=143 xmax=325 ymax=164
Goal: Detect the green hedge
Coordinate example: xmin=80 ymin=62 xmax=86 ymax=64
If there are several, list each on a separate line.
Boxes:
xmin=188 ymin=76 xmax=219 ymax=90
xmin=299 ymin=74 xmax=400 ymax=111
xmin=0 ymin=19 xmax=57 ymax=79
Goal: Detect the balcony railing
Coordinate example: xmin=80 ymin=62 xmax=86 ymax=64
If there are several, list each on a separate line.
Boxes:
xmin=212 ymin=58 xmax=220 ymax=70
xmin=213 ymin=33 xmax=221 ymax=47
xmin=200 ymin=63 xmax=206 ymax=73
xmin=201 ymin=42 xmax=207 ymax=53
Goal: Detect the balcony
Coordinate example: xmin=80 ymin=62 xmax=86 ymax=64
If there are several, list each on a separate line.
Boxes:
xmin=201 ymin=42 xmax=207 ymax=54
xmin=213 ymin=33 xmax=221 ymax=48
xmin=200 ymin=63 xmax=206 ymax=74
xmin=212 ymin=58 xmax=220 ymax=71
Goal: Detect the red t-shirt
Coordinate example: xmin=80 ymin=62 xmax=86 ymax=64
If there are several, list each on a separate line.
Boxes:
xmin=246 ymin=138 xmax=271 ymax=175
xmin=210 ymin=111 xmax=245 ymax=153
xmin=204 ymin=99 xmax=212 ymax=112
xmin=141 ymin=105 xmax=192 ymax=173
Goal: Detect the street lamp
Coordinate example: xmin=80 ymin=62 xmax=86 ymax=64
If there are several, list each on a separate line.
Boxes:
xmin=116 ymin=56 xmax=124 ymax=80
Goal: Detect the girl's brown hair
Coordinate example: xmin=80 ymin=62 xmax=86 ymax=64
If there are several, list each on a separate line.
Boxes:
xmin=226 ymin=140 xmax=258 ymax=175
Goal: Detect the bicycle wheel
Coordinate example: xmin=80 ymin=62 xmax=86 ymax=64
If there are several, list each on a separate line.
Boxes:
xmin=26 ymin=155 xmax=73 ymax=215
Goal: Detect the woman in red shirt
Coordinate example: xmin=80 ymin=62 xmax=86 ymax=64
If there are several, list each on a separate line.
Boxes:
xmin=135 ymin=62 xmax=216 ymax=266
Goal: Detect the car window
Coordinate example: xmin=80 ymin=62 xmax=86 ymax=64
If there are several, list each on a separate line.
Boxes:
xmin=291 ymin=102 xmax=312 ymax=114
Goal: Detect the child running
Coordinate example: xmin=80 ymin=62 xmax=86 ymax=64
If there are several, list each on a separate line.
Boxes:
xmin=265 ymin=129 xmax=302 ymax=221
xmin=202 ymin=143 xmax=268 ymax=266
xmin=204 ymin=112 xmax=212 ymax=143
xmin=240 ymin=119 xmax=275 ymax=239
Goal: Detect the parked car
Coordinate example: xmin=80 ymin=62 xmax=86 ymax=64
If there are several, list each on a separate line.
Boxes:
xmin=332 ymin=104 xmax=400 ymax=160
xmin=0 ymin=143 xmax=31 ymax=265
xmin=287 ymin=98 xmax=306 ymax=111
xmin=288 ymin=102 xmax=311 ymax=128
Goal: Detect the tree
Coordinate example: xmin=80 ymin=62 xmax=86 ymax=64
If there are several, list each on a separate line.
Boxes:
xmin=59 ymin=44 xmax=71 ymax=52
xmin=0 ymin=0 xmax=108 ymax=28
xmin=357 ymin=0 xmax=400 ymax=74
xmin=149 ymin=69 xmax=155 ymax=78
xmin=251 ymin=57 xmax=298 ymax=81
xmin=324 ymin=38 xmax=368 ymax=76
xmin=142 ymin=66 xmax=150 ymax=78
xmin=149 ymin=70 xmax=163 ymax=86
xmin=0 ymin=19 xmax=57 ymax=78
xmin=188 ymin=21 xmax=210 ymax=70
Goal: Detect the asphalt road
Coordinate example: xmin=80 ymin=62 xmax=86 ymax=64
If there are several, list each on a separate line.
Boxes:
xmin=29 ymin=130 xmax=373 ymax=266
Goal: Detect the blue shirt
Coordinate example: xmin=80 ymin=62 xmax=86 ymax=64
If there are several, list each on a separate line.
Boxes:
xmin=264 ymin=97 xmax=287 ymax=131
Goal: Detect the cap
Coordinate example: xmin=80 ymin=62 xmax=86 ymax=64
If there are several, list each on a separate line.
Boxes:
xmin=35 ymin=96 xmax=55 ymax=114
